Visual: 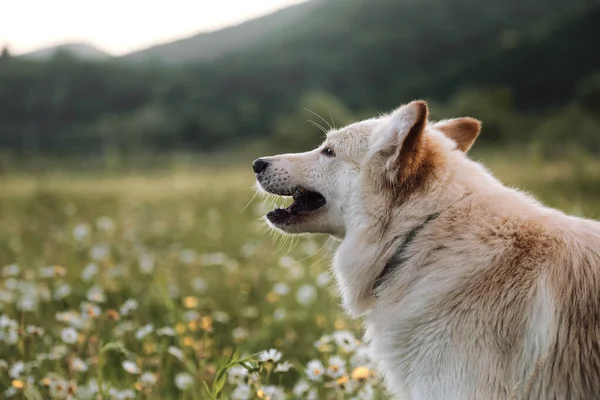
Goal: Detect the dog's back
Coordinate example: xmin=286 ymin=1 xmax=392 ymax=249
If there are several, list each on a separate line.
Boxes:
xmin=368 ymin=184 xmax=600 ymax=400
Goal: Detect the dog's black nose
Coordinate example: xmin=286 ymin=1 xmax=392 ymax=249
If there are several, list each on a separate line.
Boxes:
xmin=253 ymin=159 xmax=270 ymax=174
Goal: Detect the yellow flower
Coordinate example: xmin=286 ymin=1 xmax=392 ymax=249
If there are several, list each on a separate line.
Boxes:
xmin=351 ymin=366 xmax=370 ymax=381
xmin=315 ymin=314 xmax=327 ymax=327
xmin=201 ymin=316 xmax=213 ymax=332
xmin=175 ymin=323 xmax=186 ymax=334
xmin=183 ymin=336 xmax=195 ymax=347
xmin=257 ymin=389 xmax=265 ymax=398
xmin=54 ymin=265 xmax=67 ymax=276
xmin=188 ymin=320 xmax=198 ymax=331
xmin=334 ymin=319 xmax=346 ymax=330
xmin=337 ymin=375 xmax=349 ymax=386
xmin=183 ymin=296 xmax=199 ymax=308
xmin=134 ymin=382 xmax=143 ymax=391
xmin=11 ymin=380 xmax=24 ymax=389
xmin=143 ymin=341 xmax=156 ymax=354
xmin=266 ymin=291 xmax=279 ymax=303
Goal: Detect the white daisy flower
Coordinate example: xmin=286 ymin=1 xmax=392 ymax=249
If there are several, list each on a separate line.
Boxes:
xmin=96 ymin=216 xmax=115 ymax=231
xmin=49 ymin=379 xmax=73 ymax=399
xmin=0 ymin=315 xmax=17 ymax=329
xmin=316 ymin=272 xmax=331 ymax=287
xmin=277 ymin=256 xmax=295 ymax=268
xmin=305 ymin=360 xmax=325 ymax=381
xmin=73 ymin=223 xmax=90 ymax=241
xmin=273 ymin=283 xmax=289 ymax=295
xmin=53 ymin=283 xmax=72 ymax=300
xmin=300 ymin=239 xmax=320 ymax=256
xmin=1 ymin=327 xmax=18 ymax=345
xmin=293 ymin=380 xmax=310 ymax=396
xmin=231 ymin=383 xmax=252 ymax=400
xmin=333 ymin=330 xmax=358 ymax=353
xmin=25 ymin=325 xmax=44 ymax=336
xmin=296 ymin=284 xmax=317 ymax=306
xmin=38 ymin=266 xmax=58 ymax=278
xmin=60 ymin=327 xmax=78 ymax=344
xmin=71 ymin=357 xmax=88 ymax=372
xmin=232 ymin=327 xmax=248 ymax=342
xmin=227 ymin=365 xmax=248 ymax=384
xmin=157 ymin=326 xmax=176 ymax=336
xmin=122 ymin=360 xmax=140 ymax=374
xmin=174 ymin=372 xmax=194 ymax=390
xmin=261 ymin=385 xmax=285 ymax=400
xmin=192 ymin=278 xmax=208 ymax=293
xmin=274 ymin=361 xmax=293 ymax=373
xmin=167 ymin=346 xmax=184 ymax=361
xmin=258 ymin=348 xmax=282 ymax=363
xmin=240 ymin=243 xmax=256 ymax=258
xmin=138 ymin=254 xmax=155 ymax=274
xmin=273 ymin=308 xmax=286 ymax=321
xmin=314 ymin=334 xmax=332 ymax=350
xmin=9 ymin=361 xmax=24 ymax=378
xmin=355 ymin=384 xmax=375 ymax=400
xmin=140 ymin=372 xmax=157 ymax=385
xmin=135 ymin=324 xmax=153 ymax=340
xmin=212 ymin=311 xmax=230 ymax=323
xmin=351 ymin=346 xmax=373 ymax=368
xmin=119 ymin=299 xmax=138 ymax=316
xmin=86 ymin=285 xmax=106 ymax=303
xmin=178 ymin=249 xmax=197 ymax=264
xmin=81 ymin=302 xmax=102 ymax=319
xmin=81 ymin=263 xmax=99 ymax=281
xmin=2 ymin=264 xmax=20 ymax=277
xmin=327 ymin=355 xmax=346 ymax=378
xmin=90 ymin=243 xmax=111 ymax=260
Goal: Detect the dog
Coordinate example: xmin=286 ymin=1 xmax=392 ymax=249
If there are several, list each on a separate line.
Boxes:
xmin=253 ymin=100 xmax=600 ymax=399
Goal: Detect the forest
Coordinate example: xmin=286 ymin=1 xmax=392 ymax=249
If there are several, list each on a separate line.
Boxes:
xmin=0 ymin=0 xmax=599 ymax=161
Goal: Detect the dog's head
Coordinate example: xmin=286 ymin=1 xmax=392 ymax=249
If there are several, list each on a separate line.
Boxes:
xmin=254 ymin=101 xmax=481 ymax=237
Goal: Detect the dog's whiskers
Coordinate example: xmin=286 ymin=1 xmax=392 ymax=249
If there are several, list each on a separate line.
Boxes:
xmin=305 ymin=237 xmax=335 ymax=270
xmin=304 ymin=107 xmax=333 ymax=131
xmin=308 ymin=120 xmax=328 ymax=134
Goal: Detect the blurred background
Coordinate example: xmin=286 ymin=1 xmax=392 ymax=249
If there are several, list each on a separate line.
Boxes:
xmin=1 ymin=0 xmax=599 ymax=170
xmin=0 ymin=1 xmax=600 ymax=398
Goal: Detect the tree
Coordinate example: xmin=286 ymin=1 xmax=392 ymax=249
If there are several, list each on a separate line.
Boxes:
xmin=0 ymin=46 xmax=11 ymax=61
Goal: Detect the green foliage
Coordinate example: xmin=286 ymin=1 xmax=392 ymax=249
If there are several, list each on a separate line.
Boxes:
xmin=0 ymin=0 xmax=599 ymax=157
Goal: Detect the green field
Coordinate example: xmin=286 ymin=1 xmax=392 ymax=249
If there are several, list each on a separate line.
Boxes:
xmin=0 ymin=153 xmax=599 ymax=399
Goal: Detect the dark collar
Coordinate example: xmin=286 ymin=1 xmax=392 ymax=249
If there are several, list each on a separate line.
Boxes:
xmin=374 ymin=212 xmax=441 ymax=290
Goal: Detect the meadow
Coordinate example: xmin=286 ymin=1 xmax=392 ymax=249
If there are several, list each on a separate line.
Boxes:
xmin=0 ymin=152 xmax=599 ymax=399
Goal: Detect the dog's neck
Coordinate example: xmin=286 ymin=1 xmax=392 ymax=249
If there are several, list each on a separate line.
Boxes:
xmin=333 ymin=170 xmax=472 ymax=317
xmin=373 ymin=211 xmax=441 ymax=290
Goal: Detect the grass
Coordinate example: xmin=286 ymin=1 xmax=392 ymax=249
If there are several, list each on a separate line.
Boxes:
xmin=0 ymin=152 xmax=598 ymax=399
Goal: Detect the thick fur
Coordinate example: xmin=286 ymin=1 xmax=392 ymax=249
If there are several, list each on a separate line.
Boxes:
xmin=255 ymin=101 xmax=600 ymax=399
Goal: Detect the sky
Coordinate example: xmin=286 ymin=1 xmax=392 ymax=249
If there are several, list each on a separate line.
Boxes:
xmin=1 ymin=0 xmax=307 ymax=55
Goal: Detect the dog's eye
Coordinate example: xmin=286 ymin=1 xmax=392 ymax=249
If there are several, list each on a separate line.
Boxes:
xmin=321 ymin=147 xmax=335 ymax=157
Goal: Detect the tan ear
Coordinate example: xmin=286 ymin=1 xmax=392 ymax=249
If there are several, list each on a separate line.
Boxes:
xmin=434 ymin=117 xmax=481 ymax=152
xmin=371 ymin=100 xmax=428 ymax=183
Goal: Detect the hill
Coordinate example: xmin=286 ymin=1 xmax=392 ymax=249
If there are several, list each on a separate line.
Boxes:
xmin=1 ymin=0 xmax=599 ymax=156
xmin=121 ymin=0 xmax=320 ymax=64
xmin=20 ymin=42 xmax=112 ymax=61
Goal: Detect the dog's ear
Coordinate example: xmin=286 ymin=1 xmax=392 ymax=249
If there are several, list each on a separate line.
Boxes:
xmin=372 ymin=100 xmax=428 ymax=182
xmin=434 ymin=118 xmax=481 ymax=153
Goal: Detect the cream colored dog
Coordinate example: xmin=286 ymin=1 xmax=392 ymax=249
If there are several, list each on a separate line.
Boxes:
xmin=253 ymin=101 xmax=600 ymax=399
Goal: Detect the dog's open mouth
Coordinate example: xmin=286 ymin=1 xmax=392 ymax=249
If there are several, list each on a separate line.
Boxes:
xmin=267 ymin=187 xmax=326 ymax=225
